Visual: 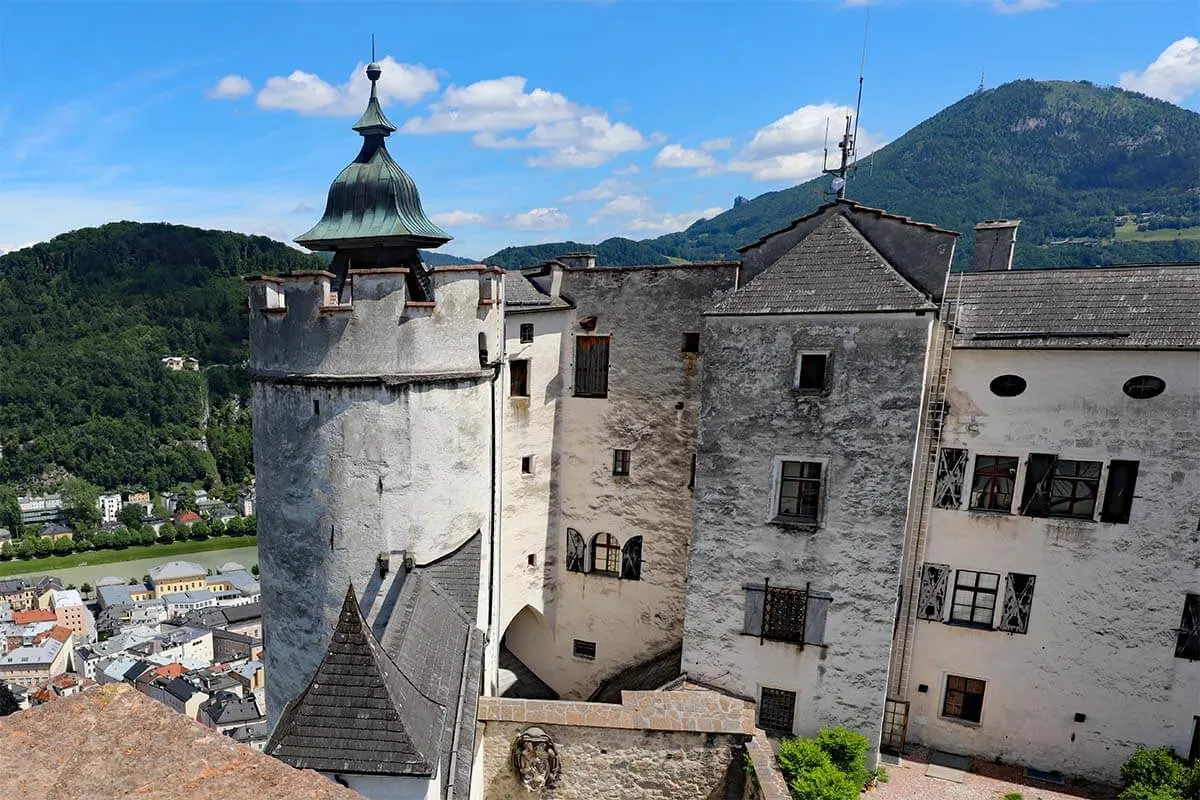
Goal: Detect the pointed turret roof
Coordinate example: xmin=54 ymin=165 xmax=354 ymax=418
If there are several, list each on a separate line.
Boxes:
xmin=295 ymin=60 xmax=451 ymax=251
xmin=266 ymin=585 xmax=444 ymax=776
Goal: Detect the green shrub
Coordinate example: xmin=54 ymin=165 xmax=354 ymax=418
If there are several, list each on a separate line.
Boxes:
xmin=1119 ymin=785 xmax=1182 ymax=800
xmin=814 ymin=727 xmax=871 ymax=787
xmin=788 ymin=762 xmax=859 ymax=800
xmin=778 ymin=738 xmax=831 ymax=780
xmin=1122 ymin=748 xmax=1184 ymax=792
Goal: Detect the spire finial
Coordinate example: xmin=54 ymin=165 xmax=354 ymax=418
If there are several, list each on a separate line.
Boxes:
xmin=372 ymin=34 xmax=376 ymax=63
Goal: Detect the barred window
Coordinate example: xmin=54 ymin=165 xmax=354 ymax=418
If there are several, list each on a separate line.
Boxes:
xmin=565 ymin=529 xmax=586 ymax=573
xmin=763 ymin=586 xmax=809 ymax=644
xmin=950 ymin=570 xmax=999 ymax=627
xmin=997 ymin=573 xmax=1035 ymax=634
xmin=574 ymin=336 xmax=610 ymax=398
xmin=942 ymin=675 xmax=985 ymax=724
xmin=590 ymin=533 xmax=621 ymax=576
xmin=970 ymin=456 xmax=1018 ymax=512
xmin=778 ymin=461 xmax=822 ymax=522
xmin=758 ymin=687 xmax=796 ymax=732
xmin=620 ymin=536 xmax=642 ymax=580
xmin=934 ymin=448 xmax=967 ymax=509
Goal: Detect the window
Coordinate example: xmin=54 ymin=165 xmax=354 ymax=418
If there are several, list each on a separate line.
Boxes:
xmin=682 ymin=332 xmax=700 ymax=353
xmin=313 ymin=399 xmax=320 ymax=415
xmin=688 ymin=454 xmax=696 ymax=491
xmin=1100 ymin=460 xmax=1139 ymax=524
xmin=521 ymin=455 xmax=534 ymax=475
xmin=565 ymin=529 xmax=586 ymax=573
xmin=934 ymin=448 xmax=967 ymax=509
xmin=1022 ymin=455 xmax=1102 ymax=519
xmin=989 ymin=374 xmax=1027 ymax=397
xmin=574 ymin=335 xmax=610 ymax=398
xmin=794 ymin=353 xmax=828 ymax=392
xmin=478 ymin=333 xmax=489 ymax=368
xmin=1123 ymin=375 xmax=1166 ymax=399
xmin=1176 ymin=594 xmax=1200 ymax=661
xmin=743 ymin=583 xmax=831 ymax=646
xmin=758 ymin=687 xmax=796 ymax=732
xmin=942 ymin=675 xmax=985 ymax=724
xmin=969 ymin=456 xmax=1018 ymax=512
xmin=621 ymin=536 xmax=643 ymax=580
xmin=949 ymin=570 xmax=999 ymax=627
xmin=997 ymin=573 xmax=1035 ymax=634
xmin=590 ymin=533 xmax=621 ymax=576
xmin=573 ymin=639 xmax=596 ymax=660
xmin=519 ymin=323 xmax=534 ymax=343
xmin=509 ymin=359 xmax=530 ymax=398
xmin=612 ymin=449 xmax=631 ymax=477
xmin=777 ymin=461 xmax=822 ymax=522
xmin=917 ymin=563 xmax=951 ymax=621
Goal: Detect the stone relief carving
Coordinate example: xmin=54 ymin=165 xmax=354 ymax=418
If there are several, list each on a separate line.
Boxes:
xmin=511 ymin=726 xmax=561 ymax=792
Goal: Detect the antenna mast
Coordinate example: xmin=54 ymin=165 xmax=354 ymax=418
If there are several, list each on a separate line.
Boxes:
xmin=823 ymin=9 xmax=870 ymax=200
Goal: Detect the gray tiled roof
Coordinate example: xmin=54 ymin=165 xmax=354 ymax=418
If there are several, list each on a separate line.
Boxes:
xmin=711 ymin=215 xmax=936 ymax=315
xmin=416 ymin=533 xmax=481 ymax=620
xmin=267 ymin=585 xmax=443 ymax=776
xmin=951 ymin=264 xmax=1200 ymax=349
xmin=504 ymin=273 xmax=570 ymax=309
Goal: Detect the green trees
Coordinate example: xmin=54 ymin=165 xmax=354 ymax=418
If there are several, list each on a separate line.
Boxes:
xmin=0 ymin=683 xmax=19 ymax=716
xmin=157 ymin=522 xmax=176 ymax=544
xmin=118 ymin=503 xmax=145 ymax=529
xmin=0 ymin=486 xmax=20 ymax=533
xmin=80 ymin=582 xmax=93 ymax=597
xmin=225 ymin=517 xmax=244 ymax=536
xmin=776 ymin=727 xmax=872 ymax=800
xmin=190 ymin=519 xmax=209 ymax=540
xmin=1118 ymin=746 xmax=1200 ymax=800
xmin=60 ymin=477 xmax=101 ymax=531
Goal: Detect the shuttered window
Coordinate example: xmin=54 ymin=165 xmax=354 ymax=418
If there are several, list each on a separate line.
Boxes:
xmin=743 ymin=583 xmax=831 ymax=646
xmin=574 ymin=336 xmax=610 ymax=398
xmin=1100 ymin=460 xmax=1139 ymax=524
xmin=620 ymin=536 xmax=643 ymax=580
xmin=997 ymin=573 xmax=1036 ymax=634
xmin=565 ymin=529 xmax=586 ymax=573
xmin=917 ymin=563 xmax=951 ymax=621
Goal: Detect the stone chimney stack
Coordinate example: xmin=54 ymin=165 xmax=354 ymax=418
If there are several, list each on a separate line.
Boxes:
xmin=559 ymin=252 xmax=597 ymax=270
xmin=972 ymin=220 xmax=1020 ymax=271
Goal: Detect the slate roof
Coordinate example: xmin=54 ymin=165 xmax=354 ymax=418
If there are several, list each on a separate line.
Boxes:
xmin=267 ymin=585 xmax=445 ymax=776
xmin=97 ymin=584 xmax=139 ymax=608
xmin=148 ymin=561 xmax=206 ymax=582
xmin=504 ymin=272 xmax=570 ymax=310
xmin=415 ymin=533 xmax=482 ymax=619
xmin=711 ymin=215 xmax=937 ymax=316
xmin=951 ymin=264 xmax=1200 ymax=349
xmin=207 ymin=693 xmax=262 ymax=725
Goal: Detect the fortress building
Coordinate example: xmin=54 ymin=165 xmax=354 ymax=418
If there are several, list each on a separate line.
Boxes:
xmin=249 ymin=61 xmax=1200 ymax=798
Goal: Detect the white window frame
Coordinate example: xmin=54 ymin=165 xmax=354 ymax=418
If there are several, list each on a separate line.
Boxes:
xmin=768 ymin=455 xmax=830 ymax=529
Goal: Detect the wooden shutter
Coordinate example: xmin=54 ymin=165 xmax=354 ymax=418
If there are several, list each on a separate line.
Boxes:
xmin=917 ymin=563 xmax=950 ymax=620
xmin=997 ymin=573 xmax=1036 ymax=634
xmin=1100 ymin=460 xmax=1139 ymax=523
xmin=621 ymin=536 xmax=643 ymax=580
xmin=1021 ymin=453 xmax=1056 ymax=517
xmin=574 ymin=336 xmax=610 ymax=397
xmin=805 ymin=591 xmax=832 ymax=645
xmin=743 ymin=584 xmax=765 ymax=636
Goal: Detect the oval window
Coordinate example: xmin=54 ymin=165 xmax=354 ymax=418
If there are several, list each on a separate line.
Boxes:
xmin=1123 ymin=375 xmax=1166 ymax=399
xmin=989 ymin=374 xmax=1027 ymax=397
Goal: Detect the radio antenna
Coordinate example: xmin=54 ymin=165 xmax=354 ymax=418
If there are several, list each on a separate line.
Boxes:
xmin=822 ymin=8 xmax=870 ymax=200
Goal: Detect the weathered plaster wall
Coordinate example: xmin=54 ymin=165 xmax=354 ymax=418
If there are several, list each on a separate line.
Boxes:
xmin=329 ymin=772 xmax=440 ymax=800
xmin=505 ymin=264 xmax=739 ymax=699
xmin=499 ymin=309 xmax=568 ymax=635
xmin=249 ymin=270 xmax=499 ymax=726
xmin=683 ymin=311 xmax=933 ymax=752
xmin=906 ymin=347 xmax=1200 ymax=781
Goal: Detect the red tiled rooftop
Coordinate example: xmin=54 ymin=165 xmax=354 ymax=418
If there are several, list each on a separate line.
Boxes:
xmin=13 ymin=609 xmax=56 ymax=625
xmin=0 ymin=683 xmax=362 ymax=799
xmin=174 ymin=511 xmax=202 ymax=525
xmin=154 ymin=663 xmax=186 ymax=680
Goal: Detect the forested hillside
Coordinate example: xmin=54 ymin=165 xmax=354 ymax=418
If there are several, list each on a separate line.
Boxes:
xmin=485 ymin=237 xmax=670 ymax=269
xmin=487 ymin=80 xmax=1200 ymax=268
xmin=0 ymin=222 xmax=322 ymax=491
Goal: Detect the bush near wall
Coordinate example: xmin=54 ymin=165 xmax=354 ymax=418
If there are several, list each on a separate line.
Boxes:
xmin=1118 ymin=746 xmax=1200 ymax=800
xmin=777 ymin=727 xmax=875 ymax=800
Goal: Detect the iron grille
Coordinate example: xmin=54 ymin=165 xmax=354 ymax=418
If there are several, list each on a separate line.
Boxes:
xmin=763 ymin=586 xmax=808 ymax=644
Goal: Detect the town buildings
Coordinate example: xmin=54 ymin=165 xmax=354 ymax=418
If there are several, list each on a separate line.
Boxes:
xmin=239 ymin=60 xmax=1198 ymax=796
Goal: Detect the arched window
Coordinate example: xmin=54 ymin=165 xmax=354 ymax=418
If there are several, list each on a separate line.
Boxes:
xmin=1123 ymin=375 xmax=1166 ymax=399
xmin=989 ymin=374 xmax=1027 ymax=397
xmin=621 ymin=536 xmax=643 ymax=580
xmin=565 ymin=529 xmax=586 ymax=573
xmin=591 ymin=533 xmax=621 ymax=577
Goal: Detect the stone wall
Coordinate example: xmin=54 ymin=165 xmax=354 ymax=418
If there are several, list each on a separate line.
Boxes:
xmin=477 ymin=690 xmax=759 ymax=800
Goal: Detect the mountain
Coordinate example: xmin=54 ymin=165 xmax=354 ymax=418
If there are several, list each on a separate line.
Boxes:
xmin=0 ymin=222 xmax=322 ymax=492
xmin=485 ymin=237 xmax=671 ymax=270
xmin=421 ymin=251 xmax=482 ymax=266
xmin=486 ymin=80 xmax=1200 ymax=268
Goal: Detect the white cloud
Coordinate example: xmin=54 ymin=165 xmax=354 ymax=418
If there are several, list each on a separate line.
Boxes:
xmin=561 ymin=178 xmax=627 ymax=203
xmin=1119 ymin=37 xmax=1200 ymax=103
xmin=431 ymin=210 xmax=490 ymax=227
xmin=404 ymin=76 xmax=650 ymax=169
xmin=614 ymin=164 xmax=641 ymax=175
xmin=726 ymin=103 xmax=885 ymax=182
xmin=256 ymin=56 xmax=439 ymax=116
xmin=587 ymin=194 xmax=656 ymax=224
xmin=507 ymin=207 xmax=570 ymax=231
xmin=701 ymin=137 xmax=733 ymax=152
xmin=653 ymin=144 xmax=717 ymax=169
xmin=627 ymin=207 xmax=725 ymax=234
xmin=992 ymin=0 xmax=1055 ymax=11
xmin=206 ymin=75 xmax=253 ymax=100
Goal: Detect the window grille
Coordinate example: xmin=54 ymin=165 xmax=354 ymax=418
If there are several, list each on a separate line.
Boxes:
xmin=758 ymin=687 xmax=796 ymax=732
xmin=778 ymin=461 xmax=822 ymax=522
xmin=970 ymin=456 xmax=1018 ymax=512
xmin=565 ymin=529 xmax=586 ymax=573
xmin=917 ymin=563 xmax=951 ymax=621
xmin=1176 ymin=594 xmax=1200 ymax=661
xmin=950 ymin=570 xmax=999 ymax=627
xmin=743 ymin=583 xmax=830 ymax=645
xmin=942 ymin=675 xmax=985 ymax=723
xmin=763 ymin=585 xmax=809 ymax=644
xmin=934 ymin=449 xmax=967 ymax=509
xmin=620 ymin=536 xmax=642 ymax=580
xmin=573 ymin=639 xmax=596 ymax=660
xmin=591 ymin=533 xmax=621 ymax=576
xmin=574 ymin=336 xmax=610 ymax=398
xmin=997 ymin=573 xmax=1035 ymax=634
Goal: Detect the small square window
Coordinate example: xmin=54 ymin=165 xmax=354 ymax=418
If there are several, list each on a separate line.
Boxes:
xmin=794 ymin=353 xmax=828 ymax=392
xmin=682 ymin=332 xmax=700 ymax=353
xmin=527 ymin=553 xmax=537 ymax=567
xmin=521 ymin=456 xmax=534 ymax=475
xmin=612 ymin=449 xmax=631 ymax=477
xmin=519 ymin=323 xmax=534 ymax=344
xmin=510 ymin=359 xmax=530 ymax=398
xmin=573 ymin=639 xmax=596 ymax=660
xmin=758 ymin=686 xmax=796 ymax=731
xmin=942 ymin=675 xmax=985 ymax=724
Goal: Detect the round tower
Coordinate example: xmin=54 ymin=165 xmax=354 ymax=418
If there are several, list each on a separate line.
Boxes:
xmin=247 ymin=62 xmax=502 ymax=725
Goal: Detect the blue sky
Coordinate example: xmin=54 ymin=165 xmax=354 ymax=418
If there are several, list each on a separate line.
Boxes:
xmin=0 ymin=1 xmax=1196 ymax=259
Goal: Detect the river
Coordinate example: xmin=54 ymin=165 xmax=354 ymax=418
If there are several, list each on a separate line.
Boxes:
xmin=4 ymin=545 xmax=260 ymax=589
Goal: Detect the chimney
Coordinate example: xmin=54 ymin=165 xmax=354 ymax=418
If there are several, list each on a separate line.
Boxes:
xmin=558 ymin=252 xmax=597 ymax=270
xmin=972 ymin=220 xmax=1020 ymax=271
xmin=548 ymin=261 xmax=564 ymax=298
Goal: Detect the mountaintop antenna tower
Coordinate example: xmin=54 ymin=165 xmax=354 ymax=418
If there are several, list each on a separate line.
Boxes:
xmin=823 ymin=10 xmax=870 ymax=200
xmin=976 ymin=67 xmax=986 ymax=94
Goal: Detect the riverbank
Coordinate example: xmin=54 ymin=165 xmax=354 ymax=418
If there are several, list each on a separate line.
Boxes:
xmin=0 ymin=537 xmax=258 ymax=578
